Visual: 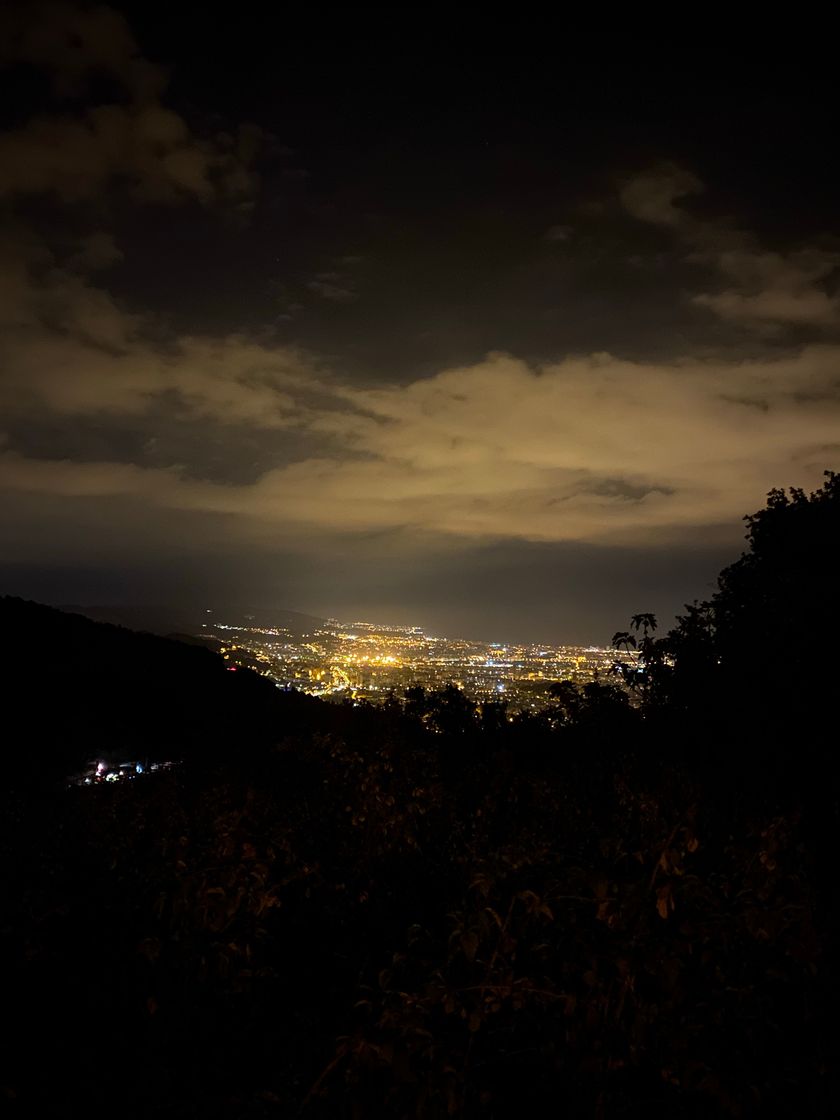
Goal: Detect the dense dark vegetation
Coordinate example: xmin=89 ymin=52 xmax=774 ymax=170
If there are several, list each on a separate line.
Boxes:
xmin=2 ymin=476 xmax=839 ymax=1118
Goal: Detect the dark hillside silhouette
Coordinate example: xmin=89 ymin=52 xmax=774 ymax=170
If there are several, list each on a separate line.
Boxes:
xmin=0 ymin=597 xmax=321 ymax=783
xmin=63 ymin=603 xmax=328 ymax=638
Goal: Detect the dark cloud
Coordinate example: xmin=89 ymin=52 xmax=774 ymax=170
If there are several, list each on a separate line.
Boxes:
xmin=1 ymin=7 xmax=838 ymax=639
xmin=66 ymin=231 xmax=123 ymax=271
xmin=0 ymin=2 xmax=258 ymax=208
xmin=305 ymin=278 xmax=358 ymax=303
xmin=544 ymin=225 xmax=572 ymax=242
xmin=0 ymin=103 xmax=258 ymax=206
xmin=0 ymin=1 xmax=165 ymax=101
xmin=620 ymin=164 xmax=704 ymax=228
xmin=621 ymin=165 xmax=840 ymax=332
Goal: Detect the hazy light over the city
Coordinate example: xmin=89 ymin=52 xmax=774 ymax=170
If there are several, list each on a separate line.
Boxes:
xmin=1 ymin=5 xmax=838 ymax=641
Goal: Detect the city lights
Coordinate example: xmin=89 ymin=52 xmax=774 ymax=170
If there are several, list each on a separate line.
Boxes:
xmin=203 ymin=617 xmax=636 ymax=711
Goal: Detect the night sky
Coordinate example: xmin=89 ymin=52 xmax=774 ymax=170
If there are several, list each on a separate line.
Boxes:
xmin=1 ymin=5 xmax=838 ymax=642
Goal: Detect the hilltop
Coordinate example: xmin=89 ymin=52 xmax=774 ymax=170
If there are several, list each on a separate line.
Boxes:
xmin=59 ymin=602 xmax=329 ymax=638
xmin=0 ymin=596 xmax=322 ymax=783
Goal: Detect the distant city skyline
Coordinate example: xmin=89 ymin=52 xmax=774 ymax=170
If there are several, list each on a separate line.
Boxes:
xmin=199 ymin=612 xmax=637 ymax=712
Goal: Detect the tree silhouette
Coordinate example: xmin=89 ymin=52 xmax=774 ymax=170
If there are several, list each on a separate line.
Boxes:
xmin=625 ymin=471 xmax=840 ymax=782
xmin=610 ymin=630 xmax=636 ymax=652
xmin=630 ymin=612 xmax=657 ymax=636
